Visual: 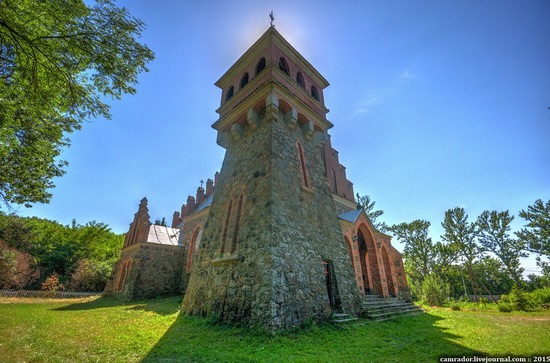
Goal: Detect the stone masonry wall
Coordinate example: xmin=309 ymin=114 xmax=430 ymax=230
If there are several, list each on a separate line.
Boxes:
xmin=104 ymin=243 xmax=184 ymax=300
xmin=182 ymin=92 xmax=362 ymax=330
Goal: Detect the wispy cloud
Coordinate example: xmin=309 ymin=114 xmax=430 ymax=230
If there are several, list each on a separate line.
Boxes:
xmin=351 ymin=94 xmax=381 ymax=118
xmin=399 ymin=69 xmax=418 ymax=80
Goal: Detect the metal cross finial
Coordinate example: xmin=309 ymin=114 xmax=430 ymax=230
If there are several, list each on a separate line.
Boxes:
xmin=269 ymin=10 xmax=275 ymax=27
xmin=200 ymin=179 xmax=204 ymax=188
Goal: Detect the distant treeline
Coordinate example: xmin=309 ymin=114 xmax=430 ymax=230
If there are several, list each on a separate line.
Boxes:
xmin=0 ymin=213 xmax=124 ymax=292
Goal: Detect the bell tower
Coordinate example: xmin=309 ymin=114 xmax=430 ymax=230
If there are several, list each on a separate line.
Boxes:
xmin=181 ymin=26 xmax=362 ymax=330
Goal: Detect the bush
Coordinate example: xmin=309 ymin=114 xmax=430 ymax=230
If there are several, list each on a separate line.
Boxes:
xmin=529 ymin=287 xmax=550 ymax=306
xmin=67 ymin=259 xmax=113 ymax=292
xmin=451 ymin=303 xmax=461 ymax=311
xmin=422 ymin=273 xmax=450 ymax=306
xmin=498 ymin=303 xmax=513 ymax=313
xmin=41 ymin=273 xmax=63 ymax=291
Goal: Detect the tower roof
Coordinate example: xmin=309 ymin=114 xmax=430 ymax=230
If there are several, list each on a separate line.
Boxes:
xmin=215 ymin=26 xmax=329 ymax=90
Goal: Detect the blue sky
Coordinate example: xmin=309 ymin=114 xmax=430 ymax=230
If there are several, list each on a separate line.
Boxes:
xmin=14 ymin=0 xmax=550 ymax=274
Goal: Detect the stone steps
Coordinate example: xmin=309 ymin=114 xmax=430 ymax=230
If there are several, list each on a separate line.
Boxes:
xmin=331 ymin=312 xmax=359 ymax=324
xmin=362 ymin=295 xmax=423 ymax=322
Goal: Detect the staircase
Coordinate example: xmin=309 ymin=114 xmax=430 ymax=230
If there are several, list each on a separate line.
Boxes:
xmin=362 ymin=295 xmax=423 ymax=322
xmin=331 ymin=312 xmax=359 ymax=323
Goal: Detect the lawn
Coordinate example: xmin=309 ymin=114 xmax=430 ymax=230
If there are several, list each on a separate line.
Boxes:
xmin=0 ymin=296 xmax=549 ymax=362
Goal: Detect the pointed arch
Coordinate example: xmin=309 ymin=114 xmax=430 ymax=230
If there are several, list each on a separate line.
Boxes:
xmin=187 ymin=227 xmax=203 ymax=272
xmin=116 ymin=259 xmax=131 ymax=292
xmin=358 ymin=223 xmax=382 ymax=296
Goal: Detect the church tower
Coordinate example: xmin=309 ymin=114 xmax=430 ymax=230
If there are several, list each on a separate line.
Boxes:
xmin=181 ymin=26 xmax=362 ymax=329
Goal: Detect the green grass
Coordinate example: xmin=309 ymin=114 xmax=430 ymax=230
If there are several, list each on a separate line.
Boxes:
xmin=1 ymin=296 xmax=549 ymax=362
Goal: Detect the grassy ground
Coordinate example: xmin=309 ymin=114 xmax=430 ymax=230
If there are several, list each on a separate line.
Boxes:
xmin=0 ymin=296 xmax=549 ymax=363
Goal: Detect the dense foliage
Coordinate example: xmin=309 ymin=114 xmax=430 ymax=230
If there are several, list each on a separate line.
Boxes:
xmin=0 ymin=0 xmax=154 ymax=208
xmin=0 ymin=212 xmax=123 ymax=291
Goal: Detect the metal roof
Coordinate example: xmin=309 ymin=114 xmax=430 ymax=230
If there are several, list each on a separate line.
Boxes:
xmin=146 ymin=225 xmax=182 ymax=246
xmin=338 ymin=209 xmax=362 ymax=223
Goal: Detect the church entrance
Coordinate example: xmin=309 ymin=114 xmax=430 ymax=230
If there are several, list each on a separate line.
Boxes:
xmin=357 ymin=230 xmax=370 ymax=295
xmin=323 ymin=260 xmax=342 ymax=312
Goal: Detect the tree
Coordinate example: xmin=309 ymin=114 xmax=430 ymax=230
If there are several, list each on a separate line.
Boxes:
xmin=516 ymin=199 xmax=550 ymax=276
xmin=356 ymin=193 xmax=387 ymax=231
xmin=441 ymin=207 xmax=479 ymax=263
xmin=0 ymin=0 xmax=154 ymax=208
xmin=387 ymin=220 xmax=434 ymax=288
xmin=154 ymin=217 xmax=167 ymax=227
xmin=477 ymin=210 xmax=527 ymax=285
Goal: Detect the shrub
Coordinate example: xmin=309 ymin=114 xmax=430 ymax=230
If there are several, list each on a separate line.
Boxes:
xmin=498 ymin=303 xmax=513 ymax=313
xmin=508 ymin=285 xmax=533 ymax=311
xmin=422 ymin=273 xmax=450 ymax=306
xmin=67 ymin=259 xmax=113 ymax=292
xmin=451 ymin=303 xmax=461 ymax=311
xmin=41 ymin=273 xmax=63 ymax=291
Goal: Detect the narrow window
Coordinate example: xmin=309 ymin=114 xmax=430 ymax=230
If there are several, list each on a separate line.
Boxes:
xmin=297 ymin=142 xmax=309 ymax=188
xmin=331 ymin=169 xmax=338 ymax=194
xmin=231 ymin=194 xmax=244 ymax=253
xmin=279 ymin=57 xmax=289 ymax=76
xmin=296 ymin=72 xmax=305 ymax=89
xmin=225 ymin=86 xmax=234 ymax=102
xmin=320 ymin=147 xmax=327 ymax=176
xmin=221 ymin=201 xmax=233 ymax=253
xmin=116 ymin=260 xmax=131 ymax=292
xmin=311 ymin=85 xmax=320 ymax=101
xmin=256 ymin=57 xmax=266 ymax=75
xmin=187 ymin=227 xmax=202 ymax=272
xmin=240 ymin=72 xmax=249 ymax=89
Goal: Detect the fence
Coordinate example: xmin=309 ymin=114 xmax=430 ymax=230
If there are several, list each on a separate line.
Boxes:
xmin=468 ymin=295 xmax=501 ymax=303
xmin=0 ymin=289 xmax=102 ymax=299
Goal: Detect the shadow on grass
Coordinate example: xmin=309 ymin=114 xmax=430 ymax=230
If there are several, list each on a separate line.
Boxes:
xmin=141 ymin=312 xmax=486 ymax=362
xmin=54 ymin=295 xmax=182 ymax=316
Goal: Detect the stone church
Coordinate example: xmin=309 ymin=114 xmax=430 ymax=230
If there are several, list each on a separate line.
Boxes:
xmin=104 ymin=26 xmax=411 ymax=329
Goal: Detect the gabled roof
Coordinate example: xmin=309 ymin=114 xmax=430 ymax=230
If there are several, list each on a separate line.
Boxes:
xmin=338 ymin=209 xmax=362 ymax=223
xmin=146 ymin=225 xmax=181 ymax=246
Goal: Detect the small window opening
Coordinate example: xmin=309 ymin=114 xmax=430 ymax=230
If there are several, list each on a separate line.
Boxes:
xmin=225 ymin=86 xmax=234 ymax=102
xmin=256 ymin=57 xmax=266 ymax=75
xmin=279 ymin=57 xmax=290 ymax=76
xmin=240 ymin=73 xmax=249 ymax=89
xmin=297 ymin=72 xmax=305 ymax=89
xmin=311 ymin=86 xmax=320 ymax=101
xmin=231 ymin=194 xmax=244 ymax=253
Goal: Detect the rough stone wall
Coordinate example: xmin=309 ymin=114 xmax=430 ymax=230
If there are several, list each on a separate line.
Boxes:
xmin=104 ymin=243 xmax=184 ymax=300
xmin=182 ymin=94 xmax=362 ymax=330
xmin=178 ymin=211 xmax=208 ymax=292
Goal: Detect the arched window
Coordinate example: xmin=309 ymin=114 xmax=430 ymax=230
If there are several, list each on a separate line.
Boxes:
xmin=279 ymin=57 xmax=289 ymax=76
xmin=221 ymin=201 xmax=233 ymax=253
xmin=240 ymin=72 xmax=249 ymax=89
xmin=231 ymin=194 xmax=244 ymax=253
xmin=225 ymin=86 xmax=234 ymax=102
xmin=296 ymin=141 xmax=310 ymax=188
xmin=256 ymin=57 xmax=266 ymax=75
xmin=331 ymin=169 xmax=338 ymax=193
xmin=296 ymin=72 xmax=305 ymax=89
xmin=311 ymin=85 xmax=320 ymax=101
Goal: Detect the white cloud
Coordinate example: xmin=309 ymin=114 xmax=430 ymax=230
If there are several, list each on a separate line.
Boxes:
xmin=351 ymin=94 xmax=381 ymax=118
